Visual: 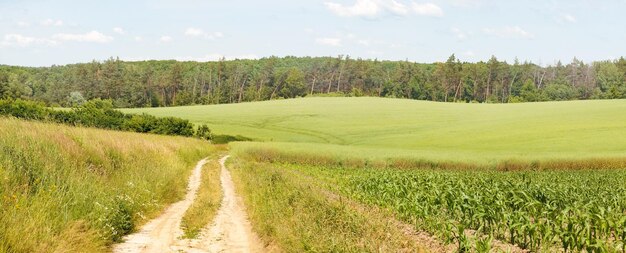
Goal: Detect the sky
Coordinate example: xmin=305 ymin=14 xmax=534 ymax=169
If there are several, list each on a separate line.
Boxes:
xmin=0 ymin=0 xmax=625 ymax=67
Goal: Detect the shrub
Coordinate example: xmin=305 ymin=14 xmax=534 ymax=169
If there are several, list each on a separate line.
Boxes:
xmin=195 ymin=124 xmax=212 ymax=140
xmin=0 ymin=99 xmax=49 ymax=120
xmin=73 ymin=99 xmax=126 ymax=130
xmin=122 ymin=114 xmax=158 ymax=133
xmin=0 ymin=98 xmax=204 ymax=138
xmin=151 ymin=117 xmax=195 ymax=137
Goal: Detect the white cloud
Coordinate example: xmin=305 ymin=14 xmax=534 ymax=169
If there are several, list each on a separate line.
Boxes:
xmin=324 ymin=0 xmax=442 ymax=18
xmin=160 ymin=36 xmax=173 ymax=42
xmin=483 ymin=26 xmax=534 ymax=39
xmin=41 ymin=19 xmax=63 ymax=27
xmin=184 ymin=27 xmax=223 ymax=40
xmin=325 ymin=0 xmax=381 ymax=17
xmin=53 ymin=31 xmax=113 ymax=43
xmin=0 ymin=34 xmax=57 ymax=47
xmin=383 ymin=0 xmax=410 ymax=15
xmin=324 ymin=0 xmax=408 ymax=18
xmin=2 ymin=31 xmax=114 ymax=47
xmin=411 ymin=2 xmax=443 ymax=17
xmin=558 ymin=14 xmax=576 ymax=23
xmin=316 ymin=37 xmax=342 ymax=46
xmin=449 ymin=0 xmax=483 ymax=7
xmin=2 ymin=34 xmax=36 ymax=47
xmin=134 ymin=36 xmax=143 ymax=42
xmin=113 ymin=27 xmax=126 ymax=34
xmin=184 ymin=28 xmax=204 ymax=37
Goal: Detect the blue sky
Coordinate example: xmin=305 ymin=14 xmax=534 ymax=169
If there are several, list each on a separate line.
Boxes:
xmin=1 ymin=0 xmax=625 ymax=66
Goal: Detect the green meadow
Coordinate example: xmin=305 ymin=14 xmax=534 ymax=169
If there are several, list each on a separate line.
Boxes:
xmin=123 ymin=97 xmax=626 ymax=164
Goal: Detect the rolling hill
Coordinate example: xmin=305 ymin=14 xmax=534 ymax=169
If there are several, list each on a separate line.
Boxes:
xmin=123 ymin=97 xmax=626 ymax=163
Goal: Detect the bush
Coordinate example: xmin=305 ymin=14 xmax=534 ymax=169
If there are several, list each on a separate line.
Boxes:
xmin=0 ymin=98 xmax=203 ymax=138
xmin=73 ymin=99 xmax=126 ymax=130
xmin=151 ymin=117 xmax=195 ymax=137
xmin=122 ymin=114 xmax=158 ymax=133
xmin=195 ymin=124 xmax=212 ymax=140
xmin=0 ymin=99 xmax=49 ymax=120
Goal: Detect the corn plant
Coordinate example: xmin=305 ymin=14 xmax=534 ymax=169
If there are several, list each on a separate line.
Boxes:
xmin=336 ymin=168 xmax=626 ymax=252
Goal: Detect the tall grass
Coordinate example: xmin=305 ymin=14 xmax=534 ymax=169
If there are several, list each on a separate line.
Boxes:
xmin=235 ymin=145 xmax=626 ymax=171
xmin=0 ymin=117 xmax=213 ymax=252
xmin=228 ymin=157 xmax=427 ymax=252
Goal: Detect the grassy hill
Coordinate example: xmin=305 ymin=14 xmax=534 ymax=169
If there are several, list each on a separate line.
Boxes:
xmin=0 ymin=118 xmax=212 ymax=252
xmin=123 ymin=97 xmax=626 ymax=164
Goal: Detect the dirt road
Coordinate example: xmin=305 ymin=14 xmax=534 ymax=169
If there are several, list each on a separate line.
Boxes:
xmin=113 ymin=158 xmax=208 ymax=253
xmin=177 ymin=155 xmax=263 ymax=253
xmin=113 ymin=156 xmax=263 ymax=253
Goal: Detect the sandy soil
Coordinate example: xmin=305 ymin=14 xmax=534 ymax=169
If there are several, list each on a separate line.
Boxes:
xmin=113 ymin=158 xmax=207 ymax=253
xmin=113 ymin=156 xmax=263 ymax=253
xmin=176 ymin=155 xmax=264 ymax=253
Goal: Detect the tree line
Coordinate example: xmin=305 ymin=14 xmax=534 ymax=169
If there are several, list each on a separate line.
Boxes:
xmin=1 ymin=55 xmax=625 ymax=107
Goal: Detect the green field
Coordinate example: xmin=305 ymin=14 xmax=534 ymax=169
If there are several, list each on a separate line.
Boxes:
xmin=4 ymin=97 xmax=626 ymax=252
xmin=123 ymin=97 xmax=626 ymax=164
xmin=120 ymin=97 xmax=626 ymax=252
xmin=230 ymin=158 xmax=626 ymax=252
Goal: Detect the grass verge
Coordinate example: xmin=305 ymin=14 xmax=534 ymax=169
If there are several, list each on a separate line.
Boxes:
xmin=180 ymin=149 xmax=225 ymax=238
xmin=0 ymin=117 xmax=213 ymax=252
xmin=236 ymin=144 xmax=626 ymax=171
xmin=228 ymin=156 xmax=428 ymax=252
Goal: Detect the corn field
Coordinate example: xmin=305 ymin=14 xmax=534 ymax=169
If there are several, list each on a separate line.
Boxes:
xmin=343 ymin=169 xmax=626 ymax=252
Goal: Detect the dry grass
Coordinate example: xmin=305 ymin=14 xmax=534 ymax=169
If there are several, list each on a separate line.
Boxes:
xmin=238 ymin=145 xmax=626 ymax=171
xmin=228 ymin=157 xmax=428 ymax=252
xmin=0 ymin=117 xmax=213 ymax=252
xmin=180 ymin=148 xmax=225 ymax=238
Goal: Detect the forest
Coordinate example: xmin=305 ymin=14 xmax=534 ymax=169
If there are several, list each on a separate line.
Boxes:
xmin=1 ymin=55 xmax=625 ymax=107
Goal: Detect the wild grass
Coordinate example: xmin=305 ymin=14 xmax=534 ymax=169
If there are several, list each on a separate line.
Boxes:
xmin=227 ymin=156 xmax=428 ymax=252
xmin=234 ymin=144 xmax=626 ymax=171
xmin=0 ymin=117 xmax=213 ymax=252
xmin=180 ymin=149 xmax=225 ymax=238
